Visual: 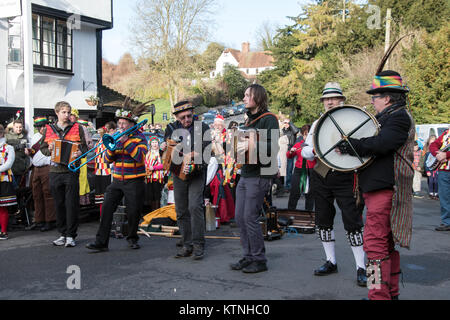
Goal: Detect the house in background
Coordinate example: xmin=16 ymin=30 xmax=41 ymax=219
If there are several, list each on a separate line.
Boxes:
xmin=0 ymin=0 xmax=113 ymax=129
xmin=210 ymin=42 xmax=275 ymax=80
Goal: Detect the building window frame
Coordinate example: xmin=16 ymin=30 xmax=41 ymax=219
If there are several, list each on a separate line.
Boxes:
xmin=7 ymin=16 xmax=23 ymax=65
xmin=32 ymin=12 xmax=73 ymax=74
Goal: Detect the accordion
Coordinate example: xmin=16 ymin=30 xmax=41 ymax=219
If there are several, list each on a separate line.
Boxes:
xmin=51 ymin=140 xmax=80 ymax=166
xmin=231 ymin=128 xmax=258 ymax=168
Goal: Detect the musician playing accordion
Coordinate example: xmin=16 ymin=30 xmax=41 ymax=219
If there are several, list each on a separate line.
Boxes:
xmin=40 ymin=102 xmax=88 ymax=248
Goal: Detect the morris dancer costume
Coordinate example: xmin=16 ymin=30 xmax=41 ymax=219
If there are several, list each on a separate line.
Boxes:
xmin=86 ymin=97 xmax=151 ymax=252
xmin=338 ymin=64 xmax=414 ymax=299
xmin=302 ymin=82 xmax=367 ymax=287
xmin=145 ymin=136 xmax=165 ymax=213
xmin=94 ymin=134 xmax=112 ymax=215
xmin=0 ymin=126 xmax=17 ymax=240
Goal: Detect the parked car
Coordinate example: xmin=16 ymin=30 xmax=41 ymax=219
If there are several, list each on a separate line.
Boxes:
xmin=237 ymin=104 xmax=246 ymax=114
xmin=220 ymin=108 xmax=232 ymax=118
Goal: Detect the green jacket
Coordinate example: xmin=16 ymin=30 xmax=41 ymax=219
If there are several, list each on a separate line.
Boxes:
xmin=240 ymin=110 xmax=280 ymax=179
xmin=5 ymin=132 xmax=29 ymax=176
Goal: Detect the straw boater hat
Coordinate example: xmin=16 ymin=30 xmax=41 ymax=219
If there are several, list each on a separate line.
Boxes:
xmin=115 ymin=96 xmax=154 ymax=123
xmin=320 ymin=82 xmax=347 ymax=101
xmin=173 ymin=101 xmax=195 ymax=115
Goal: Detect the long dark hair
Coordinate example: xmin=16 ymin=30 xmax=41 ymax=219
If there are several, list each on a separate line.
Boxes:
xmin=247 ymin=84 xmax=268 ymax=112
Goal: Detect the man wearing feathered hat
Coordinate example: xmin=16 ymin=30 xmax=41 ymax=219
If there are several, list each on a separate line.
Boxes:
xmin=302 ymin=82 xmax=367 ymax=288
xmin=25 ymin=117 xmax=56 ymax=232
xmin=87 ymin=97 xmax=151 ymax=252
xmin=161 ymin=101 xmax=211 ymax=260
xmin=337 ymin=69 xmax=414 ymax=300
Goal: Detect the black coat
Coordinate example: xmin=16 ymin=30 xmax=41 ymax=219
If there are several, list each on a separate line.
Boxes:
xmin=348 ymin=104 xmax=412 ymax=193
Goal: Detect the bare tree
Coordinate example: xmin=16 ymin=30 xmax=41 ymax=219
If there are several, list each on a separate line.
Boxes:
xmin=131 ymin=0 xmax=217 ymax=109
xmin=254 ymin=20 xmax=279 ymax=51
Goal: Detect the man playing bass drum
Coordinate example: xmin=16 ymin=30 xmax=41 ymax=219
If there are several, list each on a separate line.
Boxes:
xmin=302 ymin=82 xmax=367 ymax=287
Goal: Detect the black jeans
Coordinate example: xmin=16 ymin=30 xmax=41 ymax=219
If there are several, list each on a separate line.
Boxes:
xmin=50 ymin=172 xmax=80 ymax=238
xmin=288 ymin=167 xmax=315 ymax=211
xmin=96 ymin=178 xmax=145 ymax=247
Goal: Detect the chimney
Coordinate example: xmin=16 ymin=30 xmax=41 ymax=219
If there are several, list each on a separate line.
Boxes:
xmin=242 ymin=42 xmax=250 ymax=54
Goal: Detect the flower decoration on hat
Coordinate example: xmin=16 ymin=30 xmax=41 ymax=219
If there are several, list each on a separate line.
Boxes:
xmin=115 ymin=96 xmax=155 ymax=123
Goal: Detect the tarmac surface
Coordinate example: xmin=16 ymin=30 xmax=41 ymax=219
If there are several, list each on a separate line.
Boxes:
xmin=1 ymin=179 xmax=449 ymax=301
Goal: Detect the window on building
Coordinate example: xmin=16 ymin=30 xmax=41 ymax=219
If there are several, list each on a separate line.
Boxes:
xmin=256 ymin=68 xmax=259 ymax=74
xmin=32 ymin=13 xmax=73 ymax=72
xmin=8 ymin=16 xmax=22 ymax=64
xmin=246 ymin=69 xmax=249 ymax=74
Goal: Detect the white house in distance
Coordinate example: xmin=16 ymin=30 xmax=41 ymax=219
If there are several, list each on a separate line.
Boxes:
xmin=0 ymin=0 xmax=113 ymax=130
xmin=210 ymin=42 xmax=275 ymax=80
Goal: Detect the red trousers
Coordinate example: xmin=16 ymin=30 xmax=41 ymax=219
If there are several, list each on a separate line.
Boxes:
xmin=0 ymin=207 xmax=9 ymax=233
xmin=363 ymin=189 xmax=401 ymax=300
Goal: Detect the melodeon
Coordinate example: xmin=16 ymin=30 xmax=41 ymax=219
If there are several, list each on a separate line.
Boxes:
xmin=162 ymin=139 xmax=193 ymax=181
xmin=231 ymin=128 xmax=258 ymax=169
xmin=51 ymin=139 xmax=80 ymax=166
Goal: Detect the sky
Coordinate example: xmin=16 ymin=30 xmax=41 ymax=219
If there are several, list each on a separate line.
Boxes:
xmin=102 ymin=0 xmax=308 ymax=64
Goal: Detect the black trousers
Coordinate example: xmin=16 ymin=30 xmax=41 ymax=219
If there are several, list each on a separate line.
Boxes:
xmin=173 ymin=171 xmax=206 ymax=249
xmin=288 ymin=167 xmax=315 ymax=211
xmin=96 ymin=178 xmax=145 ymax=247
xmin=50 ymin=172 xmax=80 ymax=238
xmin=312 ymin=170 xmax=364 ymax=233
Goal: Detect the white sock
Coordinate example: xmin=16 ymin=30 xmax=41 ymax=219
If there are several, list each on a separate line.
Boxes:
xmin=322 ymin=241 xmax=336 ymax=265
xmin=351 ymin=245 xmax=366 ymax=270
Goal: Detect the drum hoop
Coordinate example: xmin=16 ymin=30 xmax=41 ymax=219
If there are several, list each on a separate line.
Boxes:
xmin=313 ymin=105 xmax=380 ymax=172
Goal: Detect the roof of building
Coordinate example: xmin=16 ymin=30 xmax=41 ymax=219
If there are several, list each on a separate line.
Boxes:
xmin=223 ymin=47 xmax=274 ymax=69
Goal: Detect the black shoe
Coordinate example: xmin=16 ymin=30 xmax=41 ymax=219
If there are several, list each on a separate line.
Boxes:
xmin=435 ymin=225 xmax=450 ymax=231
xmin=314 ymin=261 xmax=338 ymax=276
xmin=25 ymin=223 xmax=43 ymax=231
xmin=176 ymin=240 xmax=183 ymax=248
xmin=193 ymin=246 xmax=204 ymax=260
xmin=175 ymin=247 xmax=193 ymax=258
xmin=357 ymin=268 xmax=367 ymax=287
xmin=230 ymin=258 xmax=253 ymax=271
xmin=86 ymin=242 xmax=109 ymax=252
xmin=127 ymin=239 xmax=141 ymax=250
xmin=242 ymin=261 xmax=268 ymax=274
xmin=40 ymin=222 xmax=55 ymax=232
xmin=129 ymin=243 xmax=141 ymax=250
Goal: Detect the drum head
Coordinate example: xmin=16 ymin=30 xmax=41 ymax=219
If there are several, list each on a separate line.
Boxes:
xmin=313 ymin=105 xmax=379 ymax=172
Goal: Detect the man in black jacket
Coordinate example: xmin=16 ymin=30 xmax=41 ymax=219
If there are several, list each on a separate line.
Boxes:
xmin=162 ymin=101 xmax=211 ymax=260
xmin=230 ymin=84 xmax=279 ymax=274
xmin=338 ymin=70 xmax=413 ymax=300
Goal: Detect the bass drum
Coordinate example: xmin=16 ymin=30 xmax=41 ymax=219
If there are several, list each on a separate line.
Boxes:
xmin=313 ymin=105 xmax=380 ymax=172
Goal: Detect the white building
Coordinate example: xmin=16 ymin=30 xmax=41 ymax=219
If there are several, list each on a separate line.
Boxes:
xmin=210 ymin=42 xmax=275 ymax=80
xmin=0 ymin=0 xmax=113 ymax=130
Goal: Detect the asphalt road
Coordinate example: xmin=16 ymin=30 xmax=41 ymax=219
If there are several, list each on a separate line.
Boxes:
xmin=1 ymin=178 xmax=449 ymax=301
